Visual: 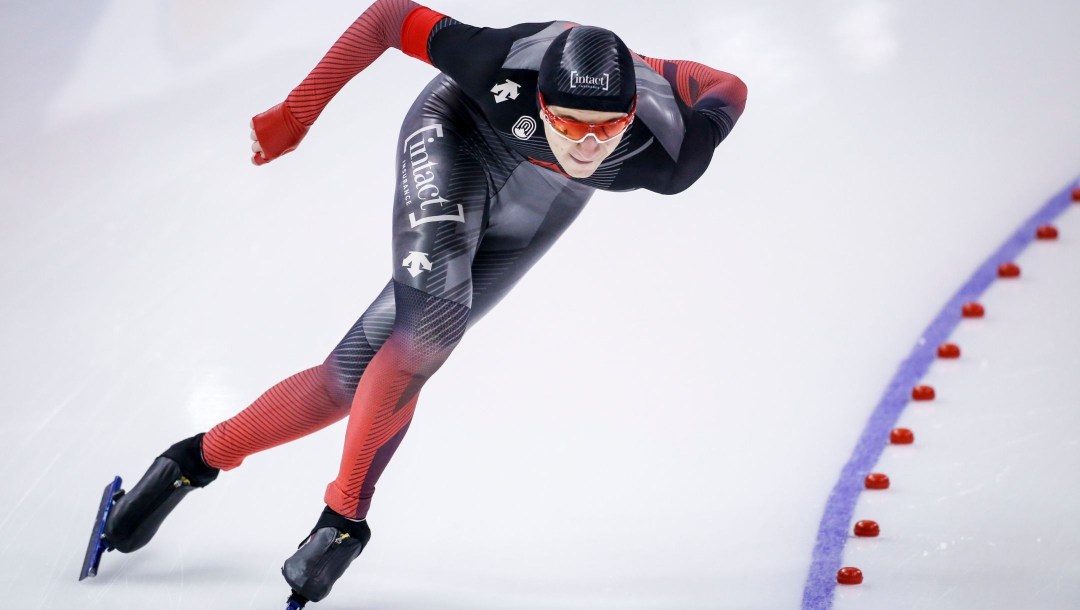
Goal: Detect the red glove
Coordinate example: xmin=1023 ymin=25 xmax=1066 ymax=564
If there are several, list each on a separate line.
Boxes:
xmin=250 ymin=102 xmax=309 ymax=166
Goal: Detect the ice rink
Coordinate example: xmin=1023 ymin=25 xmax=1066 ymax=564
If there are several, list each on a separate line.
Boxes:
xmin=2 ymin=0 xmax=1079 ymax=608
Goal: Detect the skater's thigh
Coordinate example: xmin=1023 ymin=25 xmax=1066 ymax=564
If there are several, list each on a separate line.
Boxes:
xmin=327 ymin=77 xmax=493 ymax=391
xmin=469 ymin=164 xmax=594 ymax=323
xmin=392 ymin=76 xmax=491 ymax=308
xmin=324 ymin=280 xmax=396 ymax=402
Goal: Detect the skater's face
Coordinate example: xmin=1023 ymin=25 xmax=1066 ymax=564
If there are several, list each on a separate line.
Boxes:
xmin=540 ymin=103 xmax=630 ymax=178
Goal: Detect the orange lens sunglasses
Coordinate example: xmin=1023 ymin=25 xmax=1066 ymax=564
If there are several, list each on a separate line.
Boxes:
xmin=538 ymin=92 xmax=637 ymax=143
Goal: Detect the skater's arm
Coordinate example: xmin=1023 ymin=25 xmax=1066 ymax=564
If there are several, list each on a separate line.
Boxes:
xmin=636 ymin=56 xmax=747 ymax=194
xmin=251 ymin=0 xmax=452 ymax=165
xmin=638 ymin=55 xmax=747 ymax=148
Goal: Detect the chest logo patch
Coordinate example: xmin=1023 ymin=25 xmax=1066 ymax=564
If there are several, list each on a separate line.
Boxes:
xmin=491 ymin=79 xmax=521 ymax=103
xmin=512 ymin=116 xmax=537 ymax=140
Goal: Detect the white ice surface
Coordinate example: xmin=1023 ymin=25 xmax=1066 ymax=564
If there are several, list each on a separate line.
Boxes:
xmin=833 ymin=205 xmax=1080 ymax=610
xmin=1 ymin=0 xmax=1079 ymax=609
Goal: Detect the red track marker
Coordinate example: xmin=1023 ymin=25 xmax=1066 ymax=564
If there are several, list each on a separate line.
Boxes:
xmin=912 ymin=385 xmax=936 ymax=401
xmin=837 ymin=566 xmax=864 ymax=585
xmin=854 ymin=520 xmax=880 ymax=537
xmin=1036 ymin=225 xmax=1058 ymax=240
xmin=865 ymin=473 xmax=890 ymax=490
xmin=962 ymin=302 xmax=985 ymax=318
xmin=998 ymin=262 xmax=1021 ymax=278
xmin=890 ymin=428 xmax=915 ymax=444
xmin=937 ymin=343 xmax=961 ymax=358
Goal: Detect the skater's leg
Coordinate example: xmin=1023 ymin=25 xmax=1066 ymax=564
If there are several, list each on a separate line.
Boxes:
xmin=200 ymin=366 xmax=345 ymax=470
xmin=322 ymin=279 xmax=398 ymax=406
xmin=467 ymin=162 xmax=595 ymax=324
xmin=206 ymin=158 xmax=591 ymax=481
xmin=282 ymin=178 xmax=595 ymax=599
xmin=323 ymin=75 xmax=491 ymax=521
xmin=323 ymin=282 xmax=471 ymax=519
xmin=283 ymin=75 xmax=491 ymax=603
xmin=201 ymin=281 xmax=396 ymax=470
xmin=101 ymin=283 xmax=399 ymax=555
xmin=317 ymin=163 xmax=595 ymax=519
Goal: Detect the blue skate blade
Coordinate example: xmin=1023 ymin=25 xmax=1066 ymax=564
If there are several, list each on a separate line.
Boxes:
xmin=79 ymin=476 xmax=122 ymax=581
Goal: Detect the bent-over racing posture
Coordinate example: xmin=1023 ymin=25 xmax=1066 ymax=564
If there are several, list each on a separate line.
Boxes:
xmin=80 ymin=2 xmax=747 ymax=607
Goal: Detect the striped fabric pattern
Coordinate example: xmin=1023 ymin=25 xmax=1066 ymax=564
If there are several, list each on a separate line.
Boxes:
xmin=202 ymin=282 xmax=403 ymax=471
xmin=325 ymin=283 xmax=470 ymax=518
xmin=638 ymin=55 xmax=748 ymax=118
xmin=285 ymin=0 xmax=421 ymax=127
xmin=202 ymin=365 xmax=348 ymax=470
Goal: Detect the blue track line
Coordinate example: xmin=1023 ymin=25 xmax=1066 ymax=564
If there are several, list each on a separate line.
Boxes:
xmin=800 ymin=177 xmax=1079 ymax=610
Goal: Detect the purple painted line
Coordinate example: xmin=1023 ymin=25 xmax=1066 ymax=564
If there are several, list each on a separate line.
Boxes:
xmin=800 ymin=177 xmax=1079 ymax=610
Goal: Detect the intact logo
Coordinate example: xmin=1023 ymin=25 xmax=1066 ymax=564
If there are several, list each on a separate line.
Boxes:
xmin=400 ymin=124 xmax=466 ymax=228
xmin=491 ymin=79 xmax=521 ymax=103
xmin=512 ymin=116 xmax=537 ymax=140
xmin=569 ymin=71 xmax=609 ymax=91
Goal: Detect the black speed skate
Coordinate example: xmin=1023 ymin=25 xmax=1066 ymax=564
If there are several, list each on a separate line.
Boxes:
xmin=78 ymin=434 xmax=219 ymax=580
xmin=282 ymin=507 xmax=372 ymax=608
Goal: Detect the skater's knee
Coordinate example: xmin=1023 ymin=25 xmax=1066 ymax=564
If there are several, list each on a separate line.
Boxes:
xmin=391 ymin=282 xmax=470 ymax=358
xmin=319 ymin=359 xmax=364 ymax=410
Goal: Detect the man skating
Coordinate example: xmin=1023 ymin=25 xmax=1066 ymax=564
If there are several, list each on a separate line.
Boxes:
xmin=81 ymin=1 xmax=747 ymax=606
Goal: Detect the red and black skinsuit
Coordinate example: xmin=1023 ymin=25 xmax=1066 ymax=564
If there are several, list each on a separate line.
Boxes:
xmin=200 ymin=0 xmax=747 ymax=520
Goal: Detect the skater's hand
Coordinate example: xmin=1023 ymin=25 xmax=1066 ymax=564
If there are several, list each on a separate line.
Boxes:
xmin=250 ymin=102 xmax=310 ymax=166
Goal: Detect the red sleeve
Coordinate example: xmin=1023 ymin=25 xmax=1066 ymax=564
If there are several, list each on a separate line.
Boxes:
xmin=635 ymin=55 xmax=747 ymax=149
xmin=286 ymin=0 xmax=445 ymax=127
xmin=638 ymin=56 xmax=747 ymax=118
xmin=252 ymin=0 xmax=448 ymax=165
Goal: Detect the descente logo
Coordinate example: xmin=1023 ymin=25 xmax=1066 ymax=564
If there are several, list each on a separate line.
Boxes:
xmin=569 ymin=71 xmax=610 ymax=91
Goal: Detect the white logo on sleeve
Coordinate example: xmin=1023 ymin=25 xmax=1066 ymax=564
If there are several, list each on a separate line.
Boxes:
xmin=402 ymin=251 xmax=433 ymax=277
xmin=491 ymin=80 xmax=521 ymax=103
xmin=512 ymin=116 xmax=537 ymax=140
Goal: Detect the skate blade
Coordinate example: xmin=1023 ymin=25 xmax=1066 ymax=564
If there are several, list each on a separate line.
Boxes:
xmin=285 ymin=593 xmax=308 ymax=609
xmin=79 ymin=476 xmax=123 ymax=581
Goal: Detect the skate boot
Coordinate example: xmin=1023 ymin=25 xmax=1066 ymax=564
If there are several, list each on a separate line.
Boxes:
xmin=282 ymin=506 xmax=372 ymax=607
xmin=104 ymin=433 xmax=219 ymax=553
